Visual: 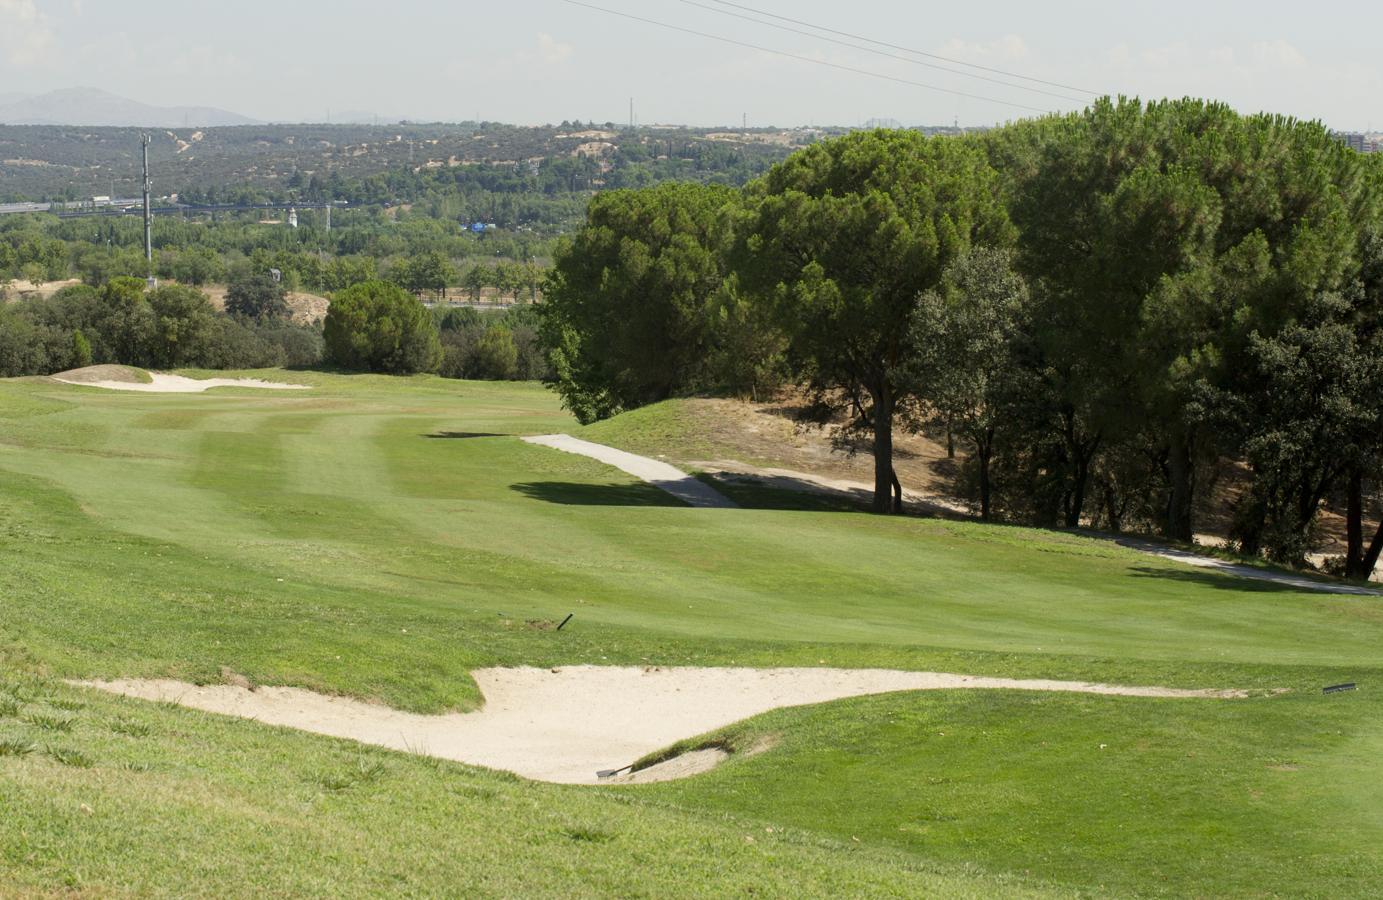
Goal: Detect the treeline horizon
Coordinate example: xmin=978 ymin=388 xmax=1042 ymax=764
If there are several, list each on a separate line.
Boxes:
xmin=543 ymin=96 xmax=1383 ymax=578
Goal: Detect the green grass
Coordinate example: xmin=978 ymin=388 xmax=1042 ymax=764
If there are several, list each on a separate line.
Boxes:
xmin=0 ymin=672 xmax=1059 ymax=898
xmin=1 ymin=370 xmax=1381 ymax=896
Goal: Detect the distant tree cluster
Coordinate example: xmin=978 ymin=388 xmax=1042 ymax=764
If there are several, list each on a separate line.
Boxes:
xmin=0 ymin=275 xmax=322 ymax=376
xmin=436 ymin=305 xmax=551 ymax=382
xmin=542 ymin=99 xmax=1383 ymax=577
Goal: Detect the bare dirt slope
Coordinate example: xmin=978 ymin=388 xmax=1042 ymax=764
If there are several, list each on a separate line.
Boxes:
xmin=670 ymin=396 xmax=958 ymax=500
xmin=200 ymin=284 xmax=329 ymax=324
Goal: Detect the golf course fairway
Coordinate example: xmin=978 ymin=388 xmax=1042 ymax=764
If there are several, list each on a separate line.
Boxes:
xmin=1 ymin=370 xmax=1380 ymax=897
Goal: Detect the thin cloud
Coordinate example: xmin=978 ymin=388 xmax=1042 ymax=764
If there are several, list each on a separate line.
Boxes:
xmin=0 ymin=0 xmax=56 ymax=68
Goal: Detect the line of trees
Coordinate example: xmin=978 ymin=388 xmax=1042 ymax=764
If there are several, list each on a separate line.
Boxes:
xmin=542 ymin=98 xmax=1383 ymax=577
xmin=1 ymin=268 xmax=552 ymax=385
xmin=0 ymin=277 xmax=323 ymax=376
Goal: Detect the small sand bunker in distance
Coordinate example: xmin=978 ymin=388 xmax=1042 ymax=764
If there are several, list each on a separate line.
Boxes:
xmin=79 ymin=666 xmax=1252 ymax=785
xmin=53 ymin=366 xmax=309 ymax=394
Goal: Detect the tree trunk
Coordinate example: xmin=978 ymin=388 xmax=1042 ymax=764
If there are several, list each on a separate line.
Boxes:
xmin=1347 ymin=467 xmax=1364 ymax=578
xmin=946 ymin=428 xmax=955 ymax=459
xmin=977 ymin=427 xmax=994 ymax=521
xmin=871 ymin=385 xmax=895 ymax=515
xmin=1103 ymin=480 xmax=1122 ymax=533
xmin=1166 ymin=433 xmax=1195 ymax=542
xmin=1060 ymin=409 xmax=1099 ymax=529
xmin=890 ymin=466 xmax=903 ymax=514
xmin=1363 ymin=522 xmax=1383 ymax=581
xmin=1344 ymin=468 xmax=1383 ymax=581
xmin=1064 ymin=440 xmax=1099 ymax=529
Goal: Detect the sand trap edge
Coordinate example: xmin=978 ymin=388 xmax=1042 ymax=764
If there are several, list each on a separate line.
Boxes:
xmin=70 ymin=666 xmax=1261 ymax=786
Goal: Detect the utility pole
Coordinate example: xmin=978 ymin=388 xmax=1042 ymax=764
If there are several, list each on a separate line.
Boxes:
xmin=141 ymin=134 xmax=154 ymax=287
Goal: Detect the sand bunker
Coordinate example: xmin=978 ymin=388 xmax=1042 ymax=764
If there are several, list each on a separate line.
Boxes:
xmin=522 ymin=434 xmax=737 ymax=509
xmin=79 ymin=666 xmax=1249 ymax=785
xmin=53 ymin=367 xmax=309 ymax=394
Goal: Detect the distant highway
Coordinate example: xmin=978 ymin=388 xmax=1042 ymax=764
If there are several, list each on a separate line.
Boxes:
xmin=0 ymin=198 xmax=352 ymax=219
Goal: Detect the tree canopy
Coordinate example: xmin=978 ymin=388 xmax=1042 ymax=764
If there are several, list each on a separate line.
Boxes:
xmin=731 ymin=129 xmax=1012 ymax=512
xmin=323 ymin=280 xmax=442 ymax=374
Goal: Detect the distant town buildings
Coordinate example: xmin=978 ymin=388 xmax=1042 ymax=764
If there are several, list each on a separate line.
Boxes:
xmin=1336 ymin=132 xmax=1381 ymax=153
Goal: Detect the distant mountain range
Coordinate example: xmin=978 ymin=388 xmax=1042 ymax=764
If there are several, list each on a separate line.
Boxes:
xmin=0 ymin=88 xmax=259 ymax=127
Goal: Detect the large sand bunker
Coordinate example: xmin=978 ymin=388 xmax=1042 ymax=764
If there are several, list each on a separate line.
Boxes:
xmin=53 ymin=366 xmax=309 ymax=394
xmin=80 ymin=666 xmax=1250 ymax=785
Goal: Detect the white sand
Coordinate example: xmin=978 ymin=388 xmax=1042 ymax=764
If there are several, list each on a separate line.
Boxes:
xmin=522 ymin=434 xmax=737 ymax=509
xmin=78 ymin=666 xmax=1249 ymax=785
xmin=54 ymin=372 xmax=310 ymax=393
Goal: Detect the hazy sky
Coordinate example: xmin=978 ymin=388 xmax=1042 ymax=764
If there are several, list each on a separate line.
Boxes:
xmin=2 ymin=0 xmax=1380 ymax=129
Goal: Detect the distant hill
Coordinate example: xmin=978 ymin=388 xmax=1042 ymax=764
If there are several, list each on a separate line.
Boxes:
xmin=0 ymin=88 xmax=258 ymax=127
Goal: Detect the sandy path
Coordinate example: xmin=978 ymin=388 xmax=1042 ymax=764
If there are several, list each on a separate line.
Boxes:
xmin=522 ymin=435 xmax=737 ymax=509
xmin=54 ymin=372 xmax=310 ymax=394
xmin=1113 ymin=536 xmax=1381 ymax=596
xmin=79 ymin=666 xmax=1248 ymax=785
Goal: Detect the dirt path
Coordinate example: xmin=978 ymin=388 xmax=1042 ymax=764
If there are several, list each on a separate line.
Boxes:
xmin=79 ymin=666 xmax=1252 ymax=786
xmin=1112 ymin=536 xmax=1381 ymax=596
xmin=522 ymin=434 xmax=737 ymax=509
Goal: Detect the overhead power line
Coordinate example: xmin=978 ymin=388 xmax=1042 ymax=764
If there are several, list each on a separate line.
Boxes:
xmin=556 ymin=0 xmax=1056 ymax=114
xmin=702 ymin=0 xmax=1100 ymax=96
xmin=671 ymin=0 xmax=1088 ymax=103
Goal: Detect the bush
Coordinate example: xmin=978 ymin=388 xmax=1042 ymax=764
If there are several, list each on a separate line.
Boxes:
xmin=0 ymin=308 xmax=74 ymax=376
xmin=202 ymin=317 xmax=285 ymax=370
xmin=470 ymin=325 xmax=518 ymax=380
xmin=255 ymin=320 xmax=324 ymax=368
xmin=71 ymin=329 xmax=92 ymax=368
xmin=225 ymin=268 xmax=289 ymax=322
xmin=148 ymin=285 xmax=218 ymax=368
xmin=323 ymin=280 xmax=441 ymax=374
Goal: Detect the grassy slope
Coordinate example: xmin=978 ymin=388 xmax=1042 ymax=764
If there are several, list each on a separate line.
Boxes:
xmin=0 ymin=673 xmax=1047 ymax=899
xmin=1 ymin=372 xmax=1381 ymax=896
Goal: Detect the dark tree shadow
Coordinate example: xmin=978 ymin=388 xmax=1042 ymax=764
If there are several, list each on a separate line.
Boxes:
xmin=426 ymin=431 xmax=506 ymax=440
xmin=1127 ymin=565 xmax=1316 ymax=594
xmin=510 ymin=481 xmax=685 ymax=507
xmin=709 ymin=473 xmax=871 ymax=512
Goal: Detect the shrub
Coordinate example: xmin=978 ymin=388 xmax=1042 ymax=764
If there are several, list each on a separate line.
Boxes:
xmin=148 ymin=285 xmax=218 ymax=368
xmin=470 ymin=325 xmax=518 ymax=380
xmin=71 ymin=329 xmax=92 ymax=368
xmin=225 ymin=268 xmax=289 ymax=322
xmin=323 ymin=280 xmax=441 ymax=374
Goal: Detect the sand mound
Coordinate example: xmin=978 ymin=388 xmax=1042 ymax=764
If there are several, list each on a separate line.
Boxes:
xmin=78 ymin=666 xmax=1252 ymax=785
xmin=53 ymin=370 xmax=310 ymax=394
xmin=50 ymin=365 xmax=151 ymax=385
